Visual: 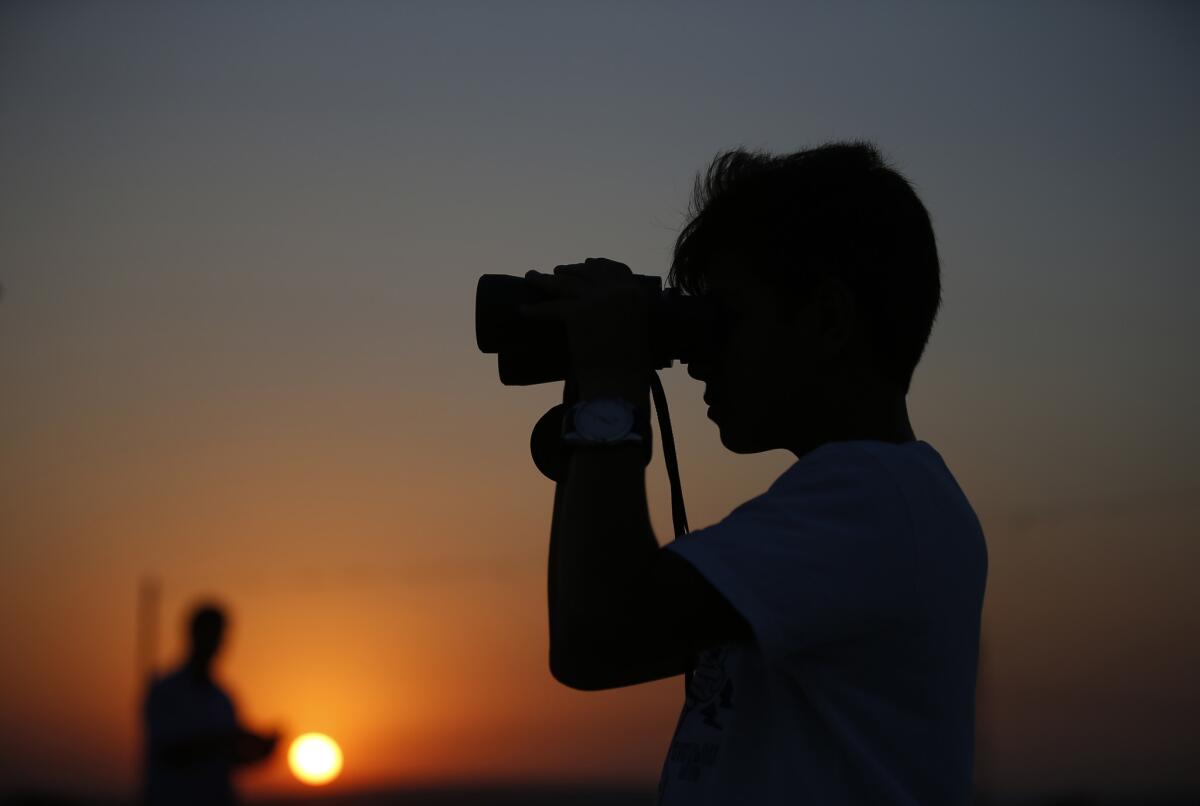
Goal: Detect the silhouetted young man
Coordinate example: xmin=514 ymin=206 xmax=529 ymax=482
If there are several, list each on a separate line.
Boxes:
xmin=143 ymin=604 xmax=279 ymax=806
xmin=524 ymin=143 xmax=987 ymax=805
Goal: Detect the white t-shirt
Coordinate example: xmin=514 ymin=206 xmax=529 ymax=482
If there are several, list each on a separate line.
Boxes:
xmin=659 ymin=440 xmax=987 ymax=805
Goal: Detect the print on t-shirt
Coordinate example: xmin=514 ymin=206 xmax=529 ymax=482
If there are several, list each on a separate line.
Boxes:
xmin=667 ymin=646 xmax=736 ymax=783
xmin=686 ymin=646 xmax=736 ymax=730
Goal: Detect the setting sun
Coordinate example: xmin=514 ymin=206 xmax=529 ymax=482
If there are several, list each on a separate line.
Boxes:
xmin=288 ymin=733 xmax=343 ymax=786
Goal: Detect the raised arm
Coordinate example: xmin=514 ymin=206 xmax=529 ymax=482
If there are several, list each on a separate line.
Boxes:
xmin=531 ymin=260 xmax=749 ymax=691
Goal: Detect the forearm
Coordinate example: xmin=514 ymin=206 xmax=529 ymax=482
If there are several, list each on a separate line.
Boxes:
xmin=549 ymin=445 xmax=660 ymax=683
xmin=156 ymin=730 xmax=239 ymax=765
xmin=548 ymin=371 xmax=660 ymax=676
xmin=156 ymin=726 xmax=274 ymax=766
xmin=556 ymin=446 xmax=658 ymax=606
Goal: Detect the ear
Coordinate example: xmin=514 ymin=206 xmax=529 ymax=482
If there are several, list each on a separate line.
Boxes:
xmin=811 ymin=276 xmax=857 ymax=358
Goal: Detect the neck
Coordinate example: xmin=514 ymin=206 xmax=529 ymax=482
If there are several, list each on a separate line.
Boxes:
xmin=186 ymin=657 xmax=212 ymax=683
xmin=787 ymin=383 xmax=915 ymax=459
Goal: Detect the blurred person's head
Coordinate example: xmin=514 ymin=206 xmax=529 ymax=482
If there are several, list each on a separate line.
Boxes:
xmin=672 ymin=142 xmax=940 ymax=455
xmin=187 ymin=603 xmax=227 ymax=671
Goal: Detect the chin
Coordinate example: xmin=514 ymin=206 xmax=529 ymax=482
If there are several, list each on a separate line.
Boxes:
xmin=717 ymin=422 xmax=774 ymax=455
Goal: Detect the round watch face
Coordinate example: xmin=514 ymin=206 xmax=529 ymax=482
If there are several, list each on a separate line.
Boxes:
xmin=576 ymin=399 xmax=635 ymax=442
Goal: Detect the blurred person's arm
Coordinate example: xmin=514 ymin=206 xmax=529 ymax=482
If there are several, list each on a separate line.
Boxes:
xmin=146 ymin=684 xmax=278 ymax=766
xmin=156 ymin=728 xmax=277 ymax=766
xmin=232 ymin=727 xmax=280 ymax=765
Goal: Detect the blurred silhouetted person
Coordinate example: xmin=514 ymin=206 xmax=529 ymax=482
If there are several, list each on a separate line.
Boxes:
xmin=142 ymin=603 xmax=278 ymax=806
xmin=525 ymin=142 xmax=987 ymax=804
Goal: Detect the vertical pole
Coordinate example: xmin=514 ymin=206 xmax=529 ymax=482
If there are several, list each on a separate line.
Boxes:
xmin=135 ymin=576 xmax=161 ymax=803
xmin=136 ymin=576 xmax=162 ymax=687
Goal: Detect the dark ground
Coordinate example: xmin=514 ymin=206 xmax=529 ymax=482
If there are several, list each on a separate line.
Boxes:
xmin=0 ymin=789 xmax=653 ymax=806
xmin=255 ymin=787 xmax=656 ymax=806
xmin=4 ymin=788 xmax=1199 ymax=806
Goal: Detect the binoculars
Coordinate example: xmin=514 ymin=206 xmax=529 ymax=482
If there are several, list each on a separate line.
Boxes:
xmin=475 ymin=273 xmax=718 ymax=385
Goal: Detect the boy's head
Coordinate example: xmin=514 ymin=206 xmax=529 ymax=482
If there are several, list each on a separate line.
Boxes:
xmin=672 ymin=142 xmax=940 ymax=454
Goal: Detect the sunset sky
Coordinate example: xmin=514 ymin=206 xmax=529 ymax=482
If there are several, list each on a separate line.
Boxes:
xmin=2 ymin=1 xmax=1198 ymax=801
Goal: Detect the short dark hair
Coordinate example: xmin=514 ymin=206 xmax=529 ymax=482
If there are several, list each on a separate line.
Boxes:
xmin=189 ymin=603 xmax=226 ymax=639
xmin=668 ymin=142 xmax=941 ymax=393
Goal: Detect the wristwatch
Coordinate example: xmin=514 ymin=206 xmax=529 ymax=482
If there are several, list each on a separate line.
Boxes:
xmin=562 ymin=398 xmax=652 ymax=462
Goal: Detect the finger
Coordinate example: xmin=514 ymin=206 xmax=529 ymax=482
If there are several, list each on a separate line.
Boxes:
xmin=525 ymin=270 xmax=578 ymax=298
xmin=556 ymin=260 xmax=625 ymax=277
xmin=552 ymin=264 xmax=601 ymax=286
xmin=567 ymin=260 xmax=633 ymax=287
xmin=528 ymin=268 xmax=585 ymax=285
xmin=552 ymin=260 xmax=632 ymax=289
xmin=583 ymin=257 xmax=633 ymax=277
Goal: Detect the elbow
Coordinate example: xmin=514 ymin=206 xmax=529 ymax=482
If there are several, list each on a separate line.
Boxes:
xmin=549 ymin=653 xmax=592 ymax=691
xmin=550 ymin=655 xmax=610 ymax=692
xmin=549 ymin=630 xmax=612 ymax=691
xmin=549 ymin=638 xmax=590 ymax=690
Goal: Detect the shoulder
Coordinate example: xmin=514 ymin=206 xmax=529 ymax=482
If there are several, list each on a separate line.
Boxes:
xmin=770 ymin=439 xmax=900 ymax=491
xmin=780 ymin=439 xmax=971 ymax=516
xmin=671 ymin=441 xmax=912 ymax=560
xmin=148 ymin=667 xmax=186 ymax=698
xmin=747 ymin=441 xmax=915 ymax=533
xmin=145 ymin=668 xmax=189 ymax=721
xmin=834 ymin=440 xmax=988 ymax=601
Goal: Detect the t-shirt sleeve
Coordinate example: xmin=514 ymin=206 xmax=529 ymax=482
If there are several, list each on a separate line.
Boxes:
xmin=666 ymin=447 xmax=920 ymax=659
